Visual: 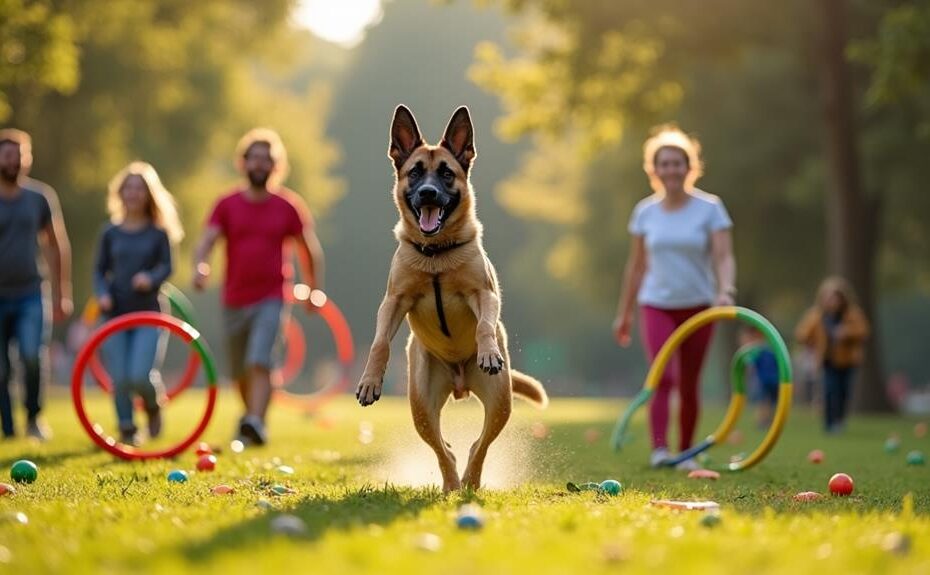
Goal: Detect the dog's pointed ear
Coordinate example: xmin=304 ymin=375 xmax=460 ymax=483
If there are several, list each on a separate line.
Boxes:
xmin=441 ymin=106 xmax=476 ymax=171
xmin=389 ymin=105 xmax=423 ymax=170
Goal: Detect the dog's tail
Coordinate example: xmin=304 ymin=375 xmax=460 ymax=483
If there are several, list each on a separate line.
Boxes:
xmin=511 ymin=370 xmax=549 ymax=408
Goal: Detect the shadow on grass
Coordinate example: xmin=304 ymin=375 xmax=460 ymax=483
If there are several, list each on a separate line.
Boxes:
xmin=179 ymin=485 xmax=446 ymax=562
xmin=0 ymin=445 xmax=100 ymax=469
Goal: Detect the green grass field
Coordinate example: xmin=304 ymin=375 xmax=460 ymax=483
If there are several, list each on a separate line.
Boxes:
xmin=0 ymin=389 xmax=928 ymax=574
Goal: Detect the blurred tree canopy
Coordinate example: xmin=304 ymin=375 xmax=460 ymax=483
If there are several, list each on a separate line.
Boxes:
xmin=0 ymin=0 xmax=79 ymax=119
xmin=854 ymin=1 xmax=930 ymax=123
xmin=1 ymin=0 xmax=345 ymax=304
xmin=470 ymin=0 xmax=930 ymax=409
xmin=2 ymin=0 xmax=928 ymax=399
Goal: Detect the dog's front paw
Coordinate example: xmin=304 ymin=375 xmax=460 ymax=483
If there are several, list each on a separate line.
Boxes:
xmin=356 ymin=375 xmax=383 ymax=406
xmin=477 ymin=348 xmax=504 ymax=376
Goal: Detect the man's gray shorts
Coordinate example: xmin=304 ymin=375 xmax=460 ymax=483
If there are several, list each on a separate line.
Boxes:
xmin=223 ymin=298 xmax=285 ymax=380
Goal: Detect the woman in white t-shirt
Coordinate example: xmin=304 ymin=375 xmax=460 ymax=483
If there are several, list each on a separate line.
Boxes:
xmin=613 ymin=125 xmax=736 ymax=470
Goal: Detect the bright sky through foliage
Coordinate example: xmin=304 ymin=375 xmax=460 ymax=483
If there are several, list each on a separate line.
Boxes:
xmin=291 ymin=0 xmax=384 ymax=48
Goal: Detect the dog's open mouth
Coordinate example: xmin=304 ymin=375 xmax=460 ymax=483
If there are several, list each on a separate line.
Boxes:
xmin=416 ymin=205 xmax=445 ymax=235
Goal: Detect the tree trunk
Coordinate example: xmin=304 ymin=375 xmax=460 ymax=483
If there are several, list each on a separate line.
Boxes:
xmin=818 ymin=0 xmax=892 ymax=412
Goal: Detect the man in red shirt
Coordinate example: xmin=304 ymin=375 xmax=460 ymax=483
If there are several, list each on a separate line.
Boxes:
xmin=193 ymin=128 xmax=324 ymax=446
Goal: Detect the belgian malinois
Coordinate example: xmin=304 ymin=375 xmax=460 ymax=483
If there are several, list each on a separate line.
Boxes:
xmin=355 ymin=105 xmax=548 ymax=492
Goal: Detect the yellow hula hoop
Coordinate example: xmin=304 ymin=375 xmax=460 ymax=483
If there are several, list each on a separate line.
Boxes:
xmin=611 ymin=306 xmax=792 ymax=471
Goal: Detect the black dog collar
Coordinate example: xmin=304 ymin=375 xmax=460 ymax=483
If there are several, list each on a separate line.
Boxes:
xmin=408 ymin=239 xmax=471 ymax=257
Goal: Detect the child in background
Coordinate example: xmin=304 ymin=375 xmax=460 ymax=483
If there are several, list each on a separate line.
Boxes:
xmin=93 ymin=162 xmax=184 ymax=445
xmin=795 ymin=277 xmax=870 ymax=434
xmin=739 ymin=325 xmax=780 ymax=428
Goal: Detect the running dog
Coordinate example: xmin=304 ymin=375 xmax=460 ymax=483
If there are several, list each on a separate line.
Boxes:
xmin=356 ymin=105 xmax=548 ymax=492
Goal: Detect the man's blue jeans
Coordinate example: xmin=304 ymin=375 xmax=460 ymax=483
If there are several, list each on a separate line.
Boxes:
xmin=0 ymin=291 xmax=47 ymax=437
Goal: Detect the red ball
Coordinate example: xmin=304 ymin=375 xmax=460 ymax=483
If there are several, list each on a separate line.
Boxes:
xmin=195 ymin=442 xmax=213 ymax=457
xmin=828 ymin=473 xmax=854 ymax=496
xmin=808 ymin=449 xmax=825 ymax=464
xmin=196 ymin=454 xmax=217 ymax=472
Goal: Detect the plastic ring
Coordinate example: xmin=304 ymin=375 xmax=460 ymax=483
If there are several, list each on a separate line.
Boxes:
xmin=610 ymin=306 xmax=792 ymax=471
xmin=72 ymin=311 xmax=218 ymax=460
xmin=273 ymin=296 xmax=354 ymax=412
xmin=87 ymin=284 xmax=200 ymax=401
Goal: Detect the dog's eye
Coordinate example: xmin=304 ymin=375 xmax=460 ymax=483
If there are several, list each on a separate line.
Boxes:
xmin=408 ymin=166 xmax=423 ymax=180
xmin=441 ymin=168 xmax=456 ymax=185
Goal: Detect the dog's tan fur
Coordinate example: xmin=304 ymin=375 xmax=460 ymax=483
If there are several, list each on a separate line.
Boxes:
xmin=356 ymin=105 xmax=548 ymax=492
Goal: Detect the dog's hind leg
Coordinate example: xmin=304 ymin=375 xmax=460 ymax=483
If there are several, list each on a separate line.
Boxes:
xmin=461 ymin=327 xmax=513 ymax=490
xmin=407 ymin=335 xmax=460 ymax=493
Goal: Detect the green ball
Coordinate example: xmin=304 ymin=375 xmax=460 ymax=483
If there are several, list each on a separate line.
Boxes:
xmin=10 ymin=460 xmax=37 ymax=484
xmin=700 ymin=513 xmax=722 ymax=528
xmin=884 ymin=438 xmax=900 ymax=453
xmin=599 ymin=479 xmax=622 ymax=496
xmin=906 ymin=450 xmax=925 ymax=466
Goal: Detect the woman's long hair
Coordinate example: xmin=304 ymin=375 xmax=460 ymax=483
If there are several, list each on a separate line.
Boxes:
xmin=107 ymin=161 xmax=184 ymax=245
xmin=816 ymin=275 xmax=857 ymax=314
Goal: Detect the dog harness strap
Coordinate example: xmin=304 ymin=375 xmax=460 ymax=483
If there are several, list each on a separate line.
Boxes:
xmin=432 ymin=274 xmax=452 ymax=338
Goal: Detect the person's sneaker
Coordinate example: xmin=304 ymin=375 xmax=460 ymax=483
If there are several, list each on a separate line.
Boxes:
xmin=25 ymin=419 xmax=52 ymax=442
xmin=147 ymin=406 xmax=162 ymax=439
xmin=650 ymin=447 xmax=671 ymax=468
xmin=239 ymin=415 xmax=267 ymax=446
xmin=118 ymin=425 xmax=139 ymax=447
xmin=675 ymin=457 xmax=701 ymax=471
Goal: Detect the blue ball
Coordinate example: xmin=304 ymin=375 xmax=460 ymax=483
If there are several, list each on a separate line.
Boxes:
xmin=456 ymin=514 xmax=483 ymax=530
xmin=599 ymin=479 xmax=622 ymax=496
xmin=167 ymin=470 xmax=188 ymax=483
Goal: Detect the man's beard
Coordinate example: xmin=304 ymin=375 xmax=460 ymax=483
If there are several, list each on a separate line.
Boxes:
xmin=0 ymin=164 xmax=20 ymax=184
xmin=247 ymin=169 xmax=270 ymax=188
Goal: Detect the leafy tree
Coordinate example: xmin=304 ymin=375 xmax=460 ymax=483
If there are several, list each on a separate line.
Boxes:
xmin=2 ymin=0 xmax=344 ymax=306
xmin=471 ymin=0 xmax=930 ymax=409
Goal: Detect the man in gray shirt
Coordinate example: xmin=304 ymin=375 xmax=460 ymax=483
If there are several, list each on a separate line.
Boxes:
xmin=0 ymin=129 xmax=72 ymax=440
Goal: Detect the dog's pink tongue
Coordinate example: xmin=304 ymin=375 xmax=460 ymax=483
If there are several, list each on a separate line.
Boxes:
xmin=419 ymin=206 xmax=440 ymax=231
